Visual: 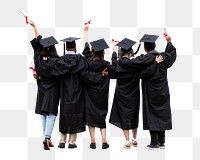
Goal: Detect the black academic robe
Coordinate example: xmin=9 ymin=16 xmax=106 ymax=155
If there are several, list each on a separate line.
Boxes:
xmin=139 ymin=42 xmax=177 ymax=131
xmin=109 ymin=52 xmax=156 ymax=130
xmin=82 ymin=42 xmax=110 ymax=128
xmin=109 ymin=58 xmax=140 ymax=130
xmin=30 ymin=35 xmax=60 ymax=116
xmin=35 ymin=47 xmax=104 ymax=134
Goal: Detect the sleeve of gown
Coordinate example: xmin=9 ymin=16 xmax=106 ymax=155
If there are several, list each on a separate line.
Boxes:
xmin=82 ymin=42 xmax=91 ymax=58
xmin=111 ymin=52 xmax=117 ymax=65
xmin=120 ymin=54 xmax=155 ymax=71
xmin=80 ymin=68 xmax=105 ymax=84
xmin=35 ymin=56 xmax=77 ymax=77
xmin=139 ymin=61 xmax=160 ymax=80
xmin=162 ymin=42 xmax=177 ymax=69
xmin=30 ymin=35 xmax=42 ymax=52
xmin=30 ymin=35 xmax=43 ymax=69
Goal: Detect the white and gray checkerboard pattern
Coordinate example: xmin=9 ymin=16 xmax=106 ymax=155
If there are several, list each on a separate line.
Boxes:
xmin=0 ymin=0 xmax=199 ymax=159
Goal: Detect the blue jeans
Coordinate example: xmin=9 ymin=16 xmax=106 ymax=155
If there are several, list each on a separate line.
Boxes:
xmin=41 ymin=114 xmax=56 ymax=139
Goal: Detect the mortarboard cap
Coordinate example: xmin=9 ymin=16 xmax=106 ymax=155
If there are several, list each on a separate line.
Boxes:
xmin=60 ymin=37 xmax=80 ymax=48
xmin=39 ymin=36 xmax=58 ymax=48
xmin=140 ymin=34 xmax=159 ymax=43
xmin=117 ymin=38 xmax=136 ymax=52
xmin=90 ymin=39 xmax=109 ymax=52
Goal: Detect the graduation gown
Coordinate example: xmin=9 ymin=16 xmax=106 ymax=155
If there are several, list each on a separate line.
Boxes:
xmin=109 ymin=58 xmax=140 ymax=130
xmin=82 ymin=42 xmax=110 ymax=128
xmin=139 ymin=42 xmax=177 ymax=131
xmin=30 ymin=35 xmax=60 ymax=116
xmin=35 ymin=48 xmax=104 ymax=134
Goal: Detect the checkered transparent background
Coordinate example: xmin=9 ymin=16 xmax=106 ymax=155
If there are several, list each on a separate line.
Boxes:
xmin=0 ymin=0 xmax=199 ymax=159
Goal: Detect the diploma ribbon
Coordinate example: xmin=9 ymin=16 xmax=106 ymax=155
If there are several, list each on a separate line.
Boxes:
xmin=112 ymin=39 xmax=119 ymax=43
xmin=84 ymin=17 xmax=96 ymax=25
xmin=19 ymin=10 xmax=29 ymax=25
xmin=29 ymin=61 xmax=36 ymax=72
xmin=163 ymin=28 xmax=168 ymax=37
xmin=25 ymin=16 xmax=28 ymax=25
xmin=29 ymin=67 xmax=36 ymax=72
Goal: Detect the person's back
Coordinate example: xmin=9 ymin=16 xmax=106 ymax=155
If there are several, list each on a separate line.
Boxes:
xmin=139 ymin=35 xmax=176 ymax=150
xmin=109 ymin=38 xmax=141 ymax=149
xmin=82 ymin=37 xmax=110 ymax=149
xmin=59 ymin=52 xmax=86 ymax=134
xmin=29 ymin=21 xmax=60 ymax=150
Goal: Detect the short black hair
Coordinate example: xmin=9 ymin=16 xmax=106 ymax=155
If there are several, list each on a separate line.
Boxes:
xmin=144 ymin=42 xmax=156 ymax=52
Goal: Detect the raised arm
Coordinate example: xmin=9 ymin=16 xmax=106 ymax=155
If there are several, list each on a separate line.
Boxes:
xmin=82 ymin=24 xmax=91 ymax=57
xmin=112 ymin=41 xmax=118 ymax=65
xmin=162 ymin=35 xmax=177 ymax=68
xmin=83 ymin=24 xmax=89 ymax=43
xmin=29 ymin=20 xmax=39 ymax=38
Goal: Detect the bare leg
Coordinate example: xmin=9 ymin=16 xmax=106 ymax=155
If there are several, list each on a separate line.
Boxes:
xmin=131 ymin=128 xmax=138 ymax=146
xmin=123 ymin=130 xmax=130 ymax=141
xmin=69 ymin=133 xmax=77 ymax=144
xmin=123 ymin=130 xmax=131 ymax=149
xmin=59 ymin=133 xmax=67 ymax=143
xmin=89 ymin=126 xmax=96 ymax=143
xmin=100 ymin=128 xmax=107 ymax=142
xmin=100 ymin=128 xmax=109 ymax=149
xmin=132 ymin=128 xmax=137 ymax=139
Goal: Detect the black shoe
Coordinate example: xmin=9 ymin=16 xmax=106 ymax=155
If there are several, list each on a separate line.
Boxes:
xmin=102 ymin=142 xmax=109 ymax=149
xmin=43 ymin=139 xmax=50 ymax=150
xmin=58 ymin=143 xmax=65 ymax=149
xmin=145 ymin=145 xmax=159 ymax=151
xmin=158 ymin=144 xmax=165 ymax=149
xmin=68 ymin=143 xmax=77 ymax=149
xmin=90 ymin=143 xmax=96 ymax=149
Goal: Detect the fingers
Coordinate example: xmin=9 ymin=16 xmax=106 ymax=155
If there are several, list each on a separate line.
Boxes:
xmin=29 ymin=20 xmax=34 ymax=27
xmin=155 ymin=55 xmax=163 ymax=63
xmin=102 ymin=67 xmax=109 ymax=77
xmin=33 ymin=73 xmax=39 ymax=80
xmin=165 ymin=35 xmax=171 ymax=42
xmin=103 ymin=67 xmax=108 ymax=72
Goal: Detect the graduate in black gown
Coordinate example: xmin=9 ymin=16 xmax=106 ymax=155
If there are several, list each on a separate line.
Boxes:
xmin=56 ymin=37 xmax=85 ymax=149
xmin=82 ymin=24 xmax=110 ymax=149
xmin=139 ymin=34 xmax=176 ymax=151
xmin=108 ymin=38 xmax=140 ymax=149
xmin=29 ymin=20 xmax=60 ymax=150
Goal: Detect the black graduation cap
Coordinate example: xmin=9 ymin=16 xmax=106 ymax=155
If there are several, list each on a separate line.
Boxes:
xmin=117 ymin=38 xmax=136 ymax=52
xmin=140 ymin=34 xmax=159 ymax=43
xmin=39 ymin=36 xmax=58 ymax=48
xmin=60 ymin=37 xmax=80 ymax=55
xmin=90 ymin=39 xmax=109 ymax=52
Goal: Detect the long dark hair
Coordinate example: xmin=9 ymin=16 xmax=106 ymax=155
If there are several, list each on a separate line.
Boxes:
xmin=118 ymin=48 xmax=134 ymax=59
xmin=41 ymin=46 xmax=59 ymax=57
xmin=91 ymin=50 xmax=104 ymax=61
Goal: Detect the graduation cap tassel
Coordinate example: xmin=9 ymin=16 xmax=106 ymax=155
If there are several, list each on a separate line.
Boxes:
xmin=118 ymin=46 xmax=121 ymax=59
xmin=134 ymin=43 xmax=141 ymax=54
xmin=63 ymin=43 xmax=65 ymax=55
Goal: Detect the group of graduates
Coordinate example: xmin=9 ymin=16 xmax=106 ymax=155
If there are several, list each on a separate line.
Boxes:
xmin=29 ymin=20 xmax=176 ymax=151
